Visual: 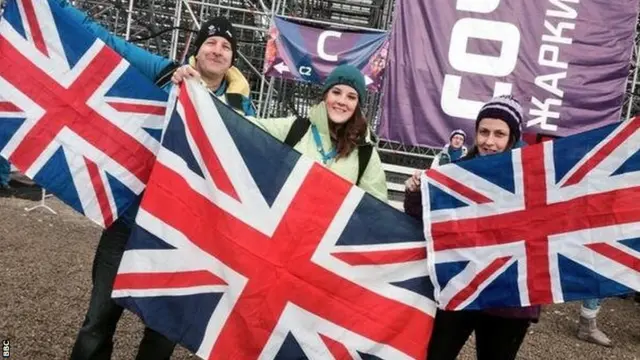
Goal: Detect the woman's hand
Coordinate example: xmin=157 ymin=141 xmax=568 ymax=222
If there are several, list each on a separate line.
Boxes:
xmin=171 ymin=65 xmax=201 ymax=85
xmin=404 ymin=170 xmax=423 ymax=192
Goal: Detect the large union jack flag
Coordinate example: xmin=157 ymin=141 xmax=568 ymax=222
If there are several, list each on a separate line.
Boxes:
xmin=421 ymin=118 xmax=640 ymax=311
xmin=0 ymin=0 xmax=167 ymax=227
xmin=112 ymin=79 xmax=435 ymax=359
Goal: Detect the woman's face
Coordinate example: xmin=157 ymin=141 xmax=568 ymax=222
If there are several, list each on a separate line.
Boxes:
xmin=476 ymin=118 xmax=511 ymax=156
xmin=325 ymin=85 xmax=358 ymax=124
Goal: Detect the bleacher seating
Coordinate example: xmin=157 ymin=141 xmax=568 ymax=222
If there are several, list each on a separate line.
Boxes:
xmin=380 ymin=151 xmax=434 ymax=211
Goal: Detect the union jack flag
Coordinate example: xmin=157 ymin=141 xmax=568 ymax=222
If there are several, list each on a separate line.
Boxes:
xmin=112 ymin=80 xmax=435 ymax=359
xmin=0 ymin=0 xmax=167 ymax=227
xmin=421 ymin=118 xmax=640 ymax=311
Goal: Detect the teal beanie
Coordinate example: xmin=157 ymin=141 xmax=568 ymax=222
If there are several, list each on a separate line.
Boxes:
xmin=322 ymin=64 xmax=366 ymax=102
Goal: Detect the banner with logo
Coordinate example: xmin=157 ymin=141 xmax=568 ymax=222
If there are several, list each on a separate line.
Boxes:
xmin=378 ymin=0 xmax=639 ymax=148
xmin=264 ymin=16 xmax=389 ymax=91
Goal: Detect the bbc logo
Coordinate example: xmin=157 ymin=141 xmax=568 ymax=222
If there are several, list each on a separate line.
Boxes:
xmin=2 ymin=339 xmax=9 ymax=358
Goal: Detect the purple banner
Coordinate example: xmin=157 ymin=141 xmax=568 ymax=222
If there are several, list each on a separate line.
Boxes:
xmin=378 ymin=0 xmax=639 ymax=148
xmin=264 ymin=17 xmax=389 ymax=91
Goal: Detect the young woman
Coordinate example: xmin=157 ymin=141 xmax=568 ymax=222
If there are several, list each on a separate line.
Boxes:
xmin=172 ymin=64 xmax=388 ymax=202
xmin=404 ymin=95 xmax=540 ymax=360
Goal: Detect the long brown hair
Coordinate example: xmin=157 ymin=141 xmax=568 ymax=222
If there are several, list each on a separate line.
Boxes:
xmin=327 ymin=104 xmax=368 ymax=159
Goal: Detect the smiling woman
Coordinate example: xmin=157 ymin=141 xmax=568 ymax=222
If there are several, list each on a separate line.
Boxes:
xmin=246 ymin=64 xmax=389 ymax=202
xmin=320 ymin=66 xmax=369 ymax=161
xmin=325 ymin=85 xmax=358 ymax=124
xmin=466 ymin=95 xmax=524 ymax=158
xmin=403 ymin=94 xmax=538 ymax=360
xmin=170 ymin=63 xmax=388 ymax=202
xmin=476 ymin=118 xmax=512 ymax=155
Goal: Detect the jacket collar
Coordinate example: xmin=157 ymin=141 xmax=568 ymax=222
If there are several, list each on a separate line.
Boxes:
xmin=187 ymin=56 xmax=251 ymax=97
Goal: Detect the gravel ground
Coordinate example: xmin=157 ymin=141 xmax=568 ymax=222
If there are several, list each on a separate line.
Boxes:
xmin=1 ymin=188 xmax=638 ymax=360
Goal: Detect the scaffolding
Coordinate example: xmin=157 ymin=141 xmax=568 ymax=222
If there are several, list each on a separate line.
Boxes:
xmin=70 ymin=1 xmax=390 ymax=115
xmin=5 ymin=0 xmax=640 ymax=165
xmin=66 ymin=0 xmax=434 ymax=175
xmin=623 ymin=33 xmax=640 ymax=121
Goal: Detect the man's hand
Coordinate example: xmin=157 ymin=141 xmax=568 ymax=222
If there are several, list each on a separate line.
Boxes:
xmin=171 ymin=65 xmax=201 ymax=84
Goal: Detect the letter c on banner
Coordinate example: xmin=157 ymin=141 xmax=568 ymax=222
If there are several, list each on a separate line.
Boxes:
xmin=318 ymin=31 xmax=342 ymax=62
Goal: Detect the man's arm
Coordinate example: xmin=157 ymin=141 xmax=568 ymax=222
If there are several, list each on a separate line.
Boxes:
xmin=55 ymin=0 xmax=174 ymax=83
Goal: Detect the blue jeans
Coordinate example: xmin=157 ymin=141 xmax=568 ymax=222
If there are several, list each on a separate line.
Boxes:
xmin=70 ymin=218 xmax=176 ymax=360
xmin=0 ymin=156 xmax=10 ymax=186
xmin=583 ymin=298 xmax=601 ymax=310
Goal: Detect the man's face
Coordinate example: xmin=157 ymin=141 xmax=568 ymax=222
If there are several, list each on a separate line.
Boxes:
xmin=450 ymin=134 xmax=465 ymax=148
xmin=195 ymin=36 xmax=233 ymax=78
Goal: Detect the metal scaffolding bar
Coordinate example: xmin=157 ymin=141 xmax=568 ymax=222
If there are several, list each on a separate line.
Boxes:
xmin=624 ymin=41 xmax=640 ymax=121
xmin=170 ymin=0 xmax=183 ymax=60
xmin=124 ymin=0 xmax=134 ymax=40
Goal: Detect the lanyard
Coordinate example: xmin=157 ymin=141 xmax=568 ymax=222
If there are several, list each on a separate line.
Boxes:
xmin=311 ymin=124 xmax=337 ymax=164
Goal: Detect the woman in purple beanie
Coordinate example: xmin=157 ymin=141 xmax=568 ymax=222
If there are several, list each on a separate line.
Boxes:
xmin=404 ymin=95 xmax=540 ymax=360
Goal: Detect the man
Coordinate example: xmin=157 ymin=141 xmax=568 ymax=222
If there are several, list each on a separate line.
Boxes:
xmin=58 ymin=1 xmax=255 ymax=114
xmin=54 ymin=2 xmax=254 ymax=359
xmin=431 ymin=129 xmax=467 ymax=168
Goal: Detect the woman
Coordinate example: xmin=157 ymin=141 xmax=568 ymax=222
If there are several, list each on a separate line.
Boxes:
xmin=172 ymin=64 xmax=388 ymax=202
xmin=404 ymin=95 xmax=540 ymax=360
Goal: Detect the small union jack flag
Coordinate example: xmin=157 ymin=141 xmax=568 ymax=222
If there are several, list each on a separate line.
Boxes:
xmin=421 ymin=118 xmax=640 ymax=310
xmin=112 ymin=80 xmax=436 ymax=359
xmin=0 ymin=0 xmax=167 ymax=226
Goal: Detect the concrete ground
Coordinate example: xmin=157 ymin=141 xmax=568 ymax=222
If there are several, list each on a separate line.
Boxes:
xmin=1 ymin=188 xmax=638 ymax=360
